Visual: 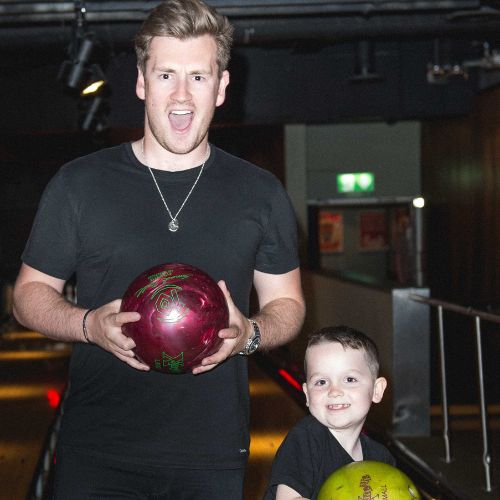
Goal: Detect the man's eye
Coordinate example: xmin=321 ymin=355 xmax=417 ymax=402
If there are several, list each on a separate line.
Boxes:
xmin=161 ymin=74 xmax=170 ymax=80
xmin=193 ymin=75 xmax=203 ymax=81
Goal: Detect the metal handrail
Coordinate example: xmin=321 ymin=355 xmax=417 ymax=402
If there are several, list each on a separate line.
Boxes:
xmin=410 ymin=293 xmax=494 ymax=493
xmin=410 ymin=294 xmax=500 ymax=324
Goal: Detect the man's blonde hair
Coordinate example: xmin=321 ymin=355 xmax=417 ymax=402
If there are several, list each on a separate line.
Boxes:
xmin=134 ymin=0 xmax=234 ymax=76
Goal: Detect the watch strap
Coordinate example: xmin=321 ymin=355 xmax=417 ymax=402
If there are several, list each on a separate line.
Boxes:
xmin=238 ymin=319 xmax=261 ymax=356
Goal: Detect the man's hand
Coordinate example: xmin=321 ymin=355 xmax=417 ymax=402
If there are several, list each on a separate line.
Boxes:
xmin=85 ymin=299 xmax=150 ymax=371
xmin=191 ymin=280 xmax=251 ymax=375
xmin=13 ymin=264 xmax=150 ymax=371
xmin=191 ymin=267 xmax=305 ymax=375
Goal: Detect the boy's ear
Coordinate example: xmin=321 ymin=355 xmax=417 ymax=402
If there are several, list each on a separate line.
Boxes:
xmin=372 ymin=377 xmax=387 ymax=403
xmin=302 ymin=382 xmax=309 ymax=407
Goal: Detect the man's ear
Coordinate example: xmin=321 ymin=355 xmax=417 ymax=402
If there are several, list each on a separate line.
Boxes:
xmin=215 ymin=70 xmax=230 ymax=107
xmin=136 ymin=67 xmax=145 ymax=101
xmin=302 ymin=382 xmax=309 ymax=407
xmin=372 ymin=377 xmax=387 ymax=404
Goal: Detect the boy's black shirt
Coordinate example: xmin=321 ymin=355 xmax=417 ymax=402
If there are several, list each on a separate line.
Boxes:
xmin=264 ymin=415 xmax=396 ymax=499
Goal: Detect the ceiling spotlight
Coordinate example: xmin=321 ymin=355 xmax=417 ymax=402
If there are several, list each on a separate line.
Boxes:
xmin=426 ymin=39 xmax=468 ymax=85
xmin=80 ymin=95 xmax=108 ymax=133
xmin=66 ymin=33 xmax=95 ymax=90
xmin=59 ymin=2 xmax=108 ymax=95
xmin=81 ymin=64 xmax=107 ymax=96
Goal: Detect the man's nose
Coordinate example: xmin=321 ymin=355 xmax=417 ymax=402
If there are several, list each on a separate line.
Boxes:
xmin=172 ymin=77 xmax=191 ymax=102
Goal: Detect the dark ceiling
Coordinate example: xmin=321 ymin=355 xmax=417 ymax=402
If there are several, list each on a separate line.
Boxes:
xmin=2 ymin=1 xmax=500 ymax=48
xmin=1 ymin=1 xmax=500 ymax=132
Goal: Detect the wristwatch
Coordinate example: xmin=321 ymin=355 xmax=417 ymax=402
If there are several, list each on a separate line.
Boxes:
xmin=239 ymin=319 xmax=261 ymax=356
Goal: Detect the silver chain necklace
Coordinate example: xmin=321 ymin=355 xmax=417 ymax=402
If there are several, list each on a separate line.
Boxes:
xmin=142 ymin=139 xmax=209 ymax=232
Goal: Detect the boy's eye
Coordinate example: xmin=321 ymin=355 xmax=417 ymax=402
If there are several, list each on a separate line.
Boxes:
xmin=346 ymin=376 xmax=357 ymax=383
xmin=314 ymin=379 xmax=326 ymax=386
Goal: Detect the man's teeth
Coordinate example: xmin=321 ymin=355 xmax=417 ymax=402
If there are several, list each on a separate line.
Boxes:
xmin=171 ymin=111 xmax=191 ymax=115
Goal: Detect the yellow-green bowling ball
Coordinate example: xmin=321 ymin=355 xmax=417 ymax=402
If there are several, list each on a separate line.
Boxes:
xmin=317 ymin=460 xmax=420 ymax=499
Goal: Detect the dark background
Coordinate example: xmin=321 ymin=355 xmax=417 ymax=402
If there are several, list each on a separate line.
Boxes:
xmin=1 ymin=0 xmax=500 ymax=405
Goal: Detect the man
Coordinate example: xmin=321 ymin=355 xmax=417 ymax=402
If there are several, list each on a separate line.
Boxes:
xmin=13 ymin=1 xmax=304 ymax=498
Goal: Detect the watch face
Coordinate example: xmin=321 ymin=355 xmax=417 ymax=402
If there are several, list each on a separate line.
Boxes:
xmin=248 ymin=336 xmax=261 ymax=354
xmin=238 ymin=320 xmax=261 ymax=355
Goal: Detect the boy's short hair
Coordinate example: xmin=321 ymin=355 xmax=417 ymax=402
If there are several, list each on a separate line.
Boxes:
xmin=305 ymin=325 xmax=380 ymax=379
xmin=134 ymin=0 xmax=234 ymax=76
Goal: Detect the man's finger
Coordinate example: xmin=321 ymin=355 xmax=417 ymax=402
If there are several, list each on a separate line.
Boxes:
xmin=115 ymin=311 xmax=141 ymax=326
xmin=115 ymin=352 xmax=150 ymax=371
xmin=192 ymin=362 xmax=217 ymax=375
xmin=218 ymin=326 xmax=238 ymax=339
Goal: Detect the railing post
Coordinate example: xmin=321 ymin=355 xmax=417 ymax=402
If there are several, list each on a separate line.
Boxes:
xmin=437 ymin=305 xmax=451 ymax=463
xmin=474 ymin=316 xmax=492 ymax=492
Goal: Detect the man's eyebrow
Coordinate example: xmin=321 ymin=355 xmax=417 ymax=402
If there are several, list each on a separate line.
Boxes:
xmin=152 ymin=65 xmax=214 ymax=75
xmin=152 ymin=65 xmax=175 ymax=72
xmin=188 ymin=67 xmax=214 ymax=75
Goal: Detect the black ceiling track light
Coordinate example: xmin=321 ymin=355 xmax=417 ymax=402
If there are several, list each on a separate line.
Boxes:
xmin=58 ymin=0 xmax=110 ymax=132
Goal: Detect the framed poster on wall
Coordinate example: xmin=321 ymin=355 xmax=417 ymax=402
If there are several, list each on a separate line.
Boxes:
xmin=358 ymin=210 xmax=388 ymax=251
xmin=319 ymin=210 xmax=344 ymax=253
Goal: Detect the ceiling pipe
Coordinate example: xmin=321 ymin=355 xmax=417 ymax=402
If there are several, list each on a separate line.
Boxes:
xmin=1 ymin=13 xmax=500 ymax=52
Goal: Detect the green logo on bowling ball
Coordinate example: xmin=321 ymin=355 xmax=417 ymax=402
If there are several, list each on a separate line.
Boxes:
xmin=134 ymin=270 xmax=191 ymax=324
xmin=154 ymin=351 xmax=184 ymax=373
xmin=155 ymin=288 xmax=189 ymax=323
xmin=134 ymin=270 xmax=190 ymax=298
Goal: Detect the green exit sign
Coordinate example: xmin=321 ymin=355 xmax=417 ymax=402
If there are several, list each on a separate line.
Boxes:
xmin=337 ymin=172 xmax=375 ymax=193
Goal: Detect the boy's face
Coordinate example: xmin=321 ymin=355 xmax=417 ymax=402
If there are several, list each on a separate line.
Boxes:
xmin=303 ymin=342 xmax=387 ymax=436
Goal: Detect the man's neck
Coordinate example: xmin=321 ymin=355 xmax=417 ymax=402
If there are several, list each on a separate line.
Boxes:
xmin=133 ymin=138 xmax=210 ymax=172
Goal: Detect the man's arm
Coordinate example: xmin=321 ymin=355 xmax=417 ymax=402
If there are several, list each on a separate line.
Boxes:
xmin=252 ymin=267 xmax=305 ymax=350
xmin=13 ymin=263 xmax=149 ymax=370
xmin=193 ymin=267 xmax=305 ymax=374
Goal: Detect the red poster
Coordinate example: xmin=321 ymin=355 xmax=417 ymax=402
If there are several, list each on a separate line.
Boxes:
xmin=319 ymin=211 xmax=344 ymax=253
xmin=358 ymin=210 xmax=388 ymax=251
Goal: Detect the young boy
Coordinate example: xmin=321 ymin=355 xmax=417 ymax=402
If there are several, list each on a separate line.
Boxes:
xmin=264 ymin=325 xmax=395 ymax=500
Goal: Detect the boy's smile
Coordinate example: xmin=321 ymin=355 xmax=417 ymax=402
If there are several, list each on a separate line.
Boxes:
xmin=303 ymin=342 xmax=386 ymax=441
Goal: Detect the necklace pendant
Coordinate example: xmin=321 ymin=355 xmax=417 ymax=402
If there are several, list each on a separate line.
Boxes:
xmin=168 ymin=219 xmax=180 ymax=232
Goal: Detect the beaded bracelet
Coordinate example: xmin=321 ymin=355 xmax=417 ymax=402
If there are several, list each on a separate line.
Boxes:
xmin=82 ymin=308 xmax=94 ymax=343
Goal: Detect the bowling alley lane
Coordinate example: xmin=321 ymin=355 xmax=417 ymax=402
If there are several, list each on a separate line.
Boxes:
xmin=0 ymin=327 xmax=306 ymax=499
xmin=245 ymin=357 xmax=307 ymax=499
xmin=3 ymin=326 xmax=500 ymax=500
xmin=0 ymin=330 xmax=69 ymax=499
xmin=0 ymin=326 xmax=306 ymax=500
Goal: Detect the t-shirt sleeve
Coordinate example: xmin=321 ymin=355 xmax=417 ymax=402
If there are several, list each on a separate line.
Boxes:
xmin=362 ymin=434 xmax=397 ymax=467
xmin=21 ymin=167 xmax=79 ymax=280
xmin=264 ymin=425 xmax=315 ymax=499
xmin=381 ymin=446 xmax=397 ymax=467
xmin=255 ymin=180 xmax=299 ymax=275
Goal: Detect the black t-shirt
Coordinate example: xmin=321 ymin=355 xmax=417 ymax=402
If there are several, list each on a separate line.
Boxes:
xmin=22 ymin=143 xmax=299 ymax=468
xmin=264 ymin=415 xmax=396 ymax=499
